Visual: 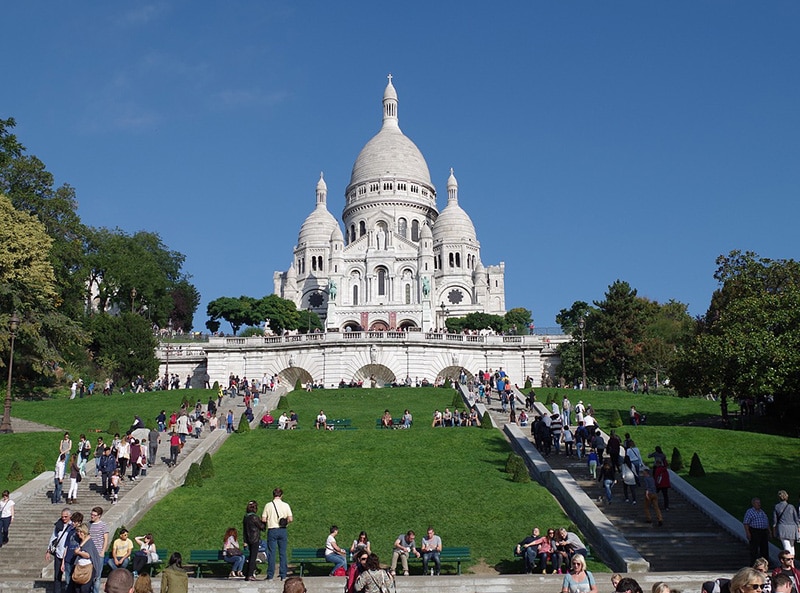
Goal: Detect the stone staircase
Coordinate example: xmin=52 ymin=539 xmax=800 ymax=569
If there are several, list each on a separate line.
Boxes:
xmin=0 ymin=430 xmax=208 ymax=578
xmin=486 ymin=403 xmax=749 ymax=572
xmin=0 ymin=389 xmax=283 ymax=580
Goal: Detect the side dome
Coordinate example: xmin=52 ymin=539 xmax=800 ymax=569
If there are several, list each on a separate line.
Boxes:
xmin=348 ymin=76 xmax=432 ymax=189
xmin=298 ymin=173 xmax=339 ymax=245
xmin=432 ymin=169 xmax=477 ymax=243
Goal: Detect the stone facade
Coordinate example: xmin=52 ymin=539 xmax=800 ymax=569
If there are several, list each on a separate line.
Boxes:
xmin=273 ymin=76 xmax=505 ymax=332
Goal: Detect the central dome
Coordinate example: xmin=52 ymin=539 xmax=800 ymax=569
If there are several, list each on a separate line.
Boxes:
xmin=348 ymin=76 xmax=432 ymax=189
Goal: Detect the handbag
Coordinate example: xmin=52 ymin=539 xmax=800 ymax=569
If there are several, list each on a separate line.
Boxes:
xmin=72 ymin=561 xmax=93 ymax=585
xmin=226 ymin=547 xmax=243 ymax=557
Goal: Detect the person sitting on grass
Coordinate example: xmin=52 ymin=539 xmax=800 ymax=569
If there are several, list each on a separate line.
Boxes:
xmin=402 ymin=410 xmax=413 ymax=429
xmin=431 ymin=410 xmax=443 ymax=428
xmin=260 ymin=411 xmax=275 ymax=428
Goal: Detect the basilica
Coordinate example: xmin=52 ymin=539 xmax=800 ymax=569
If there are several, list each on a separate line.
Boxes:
xmin=273 ymin=76 xmax=506 ymax=332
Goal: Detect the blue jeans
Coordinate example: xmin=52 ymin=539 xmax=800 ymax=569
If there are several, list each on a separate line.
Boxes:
xmin=603 ymin=479 xmax=614 ymax=502
xmin=106 ymin=557 xmax=130 ymax=571
xmin=267 ymin=528 xmax=288 ymax=579
xmin=53 ymin=478 xmax=63 ymax=504
xmin=326 ymin=553 xmax=346 ymax=575
xmin=422 ymin=551 xmax=441 ymax=575
xmin=0 ymin=516 xmax=11 ymax=546
xmin=225 ymin=553 xmax=246 ymax=573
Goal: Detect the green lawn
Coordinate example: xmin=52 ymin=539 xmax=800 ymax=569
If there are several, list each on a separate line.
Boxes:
xmin=3 ymin=386 xmax=797 ymax=574
xmin=130 ymin=387 xmax=573 ymax=574
xmin=0 ymin=390 xmax=201 ymax=490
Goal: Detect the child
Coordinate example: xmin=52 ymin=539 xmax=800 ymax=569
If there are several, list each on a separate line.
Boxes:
xmin=587 ymin=449 xmax=599 ymax=479
xmin=110 ymin=469 xmax=121 ymax=504
xmin=194 ymin=418 xmax=203 ymax=438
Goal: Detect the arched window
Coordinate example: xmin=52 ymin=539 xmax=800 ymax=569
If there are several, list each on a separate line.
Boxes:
xmin=433 ymin=255 xmax=438 ymax=270
xmin=359 ymin=221 xmax=366 ymax=237
xmin=353 ymin=285 xmax=359 ymax=305
xmin=349 ymin=225 xmax=355 ymax=244
xmin=317 ymin=256 xmax=323 ymax=271
xmin=311 ymin=257 xmax=317 ymax=272
xmin=455 ymin=253 xmax=461 ymax=268
xmin=405 ymin=284 xmax=411 ymax=304
xmin=449 ymin=253 xmax=454 ymax=268
xmin=411 ymin=220 xmax=420 ymax=242
xmin=377 ymin=268 xmax=387 ymax=296
xmin=398 ymin=218 xmax=407 ymax=238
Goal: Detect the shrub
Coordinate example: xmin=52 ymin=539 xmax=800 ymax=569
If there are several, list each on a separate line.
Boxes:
xmin=608 ymin=409 xmax=623 ymax=428
xmin=512 ymin=464 xmax=531 ymax=483
xmin=33 ymin=457 xmax=47 ymax=475
xmin=200 ymin=453 xmax=214 ymax=478
xmin=670 ymin=447 xmax=684 ymax=472
xmin=505 ymin=453 xmax=523 ymax=474
xmin=452 ymin=392 xmax=463 ymax=408
xmin=524 ymin=377 xmax=532 ymax=390
xmin=237 ymin=414 xmax=251 ymax=433
xmin=184 ymin=463 xmax=203 ymax=487
xmin=277 ymin=396 xmax=289 ymax=410
xmin=294 ymin=379 xmax=303 ymax=391
xmin=481 ymin=412 xmax=494 ymax=429
xmin=689 ymin=453 xmax=705 ymax=477
xmin=7 ymin=460 xmax=23 ymax=481
xmin=107 ymin=419 xmax=120 ymax=435
xmin=212 ymin=381 xmax=220 ymax=391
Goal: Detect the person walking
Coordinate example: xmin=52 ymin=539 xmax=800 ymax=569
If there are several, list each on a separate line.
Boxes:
xmin=744 ymin=497 xmax=771 ymax=565
xmin=242 ymin=501 xmax=265 ymax=581
xmin=641 ymin=468 xmax=663 ymax=527
xmin=45 ymin=508 xmax=73 ymax=593
xmin=774 ymin=490 xmax=800 ymax=556
xmin=0 ymin=490 xmax=15 ymax=547
xmin=67 ymin=456 xmax=81 ymax=504
xmin=53 ymin=454 xmax=67 ymax=504
xmin=262 ymin=488 xmax=293 ymax=581
xmin=89 ymin=507 xmax=109 ymax=593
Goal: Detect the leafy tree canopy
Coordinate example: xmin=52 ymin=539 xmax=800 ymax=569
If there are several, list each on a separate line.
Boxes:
xmin=206 ymin=294 xmax=301 ymax=335
xmin=87 ymin=312 xmax=159 ymax=385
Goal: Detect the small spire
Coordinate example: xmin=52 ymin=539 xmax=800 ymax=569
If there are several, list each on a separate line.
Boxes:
xmin=447 ymin=168 xmax=458 ymax=203
xmin=316 ymin=171 xmax=327 ymax=206
xmin=382 ymin=74 xmax=398 ymax=128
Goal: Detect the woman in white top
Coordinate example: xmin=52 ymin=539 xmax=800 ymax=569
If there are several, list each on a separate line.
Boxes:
xmin=0 ymin=490 xmax=15 ymax=547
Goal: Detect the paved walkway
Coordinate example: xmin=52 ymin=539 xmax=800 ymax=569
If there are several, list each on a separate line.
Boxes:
xmin=8 ymin=417 xmax=62 ymax=433
xmin=0 ymin=389 xmax=283 ymax=579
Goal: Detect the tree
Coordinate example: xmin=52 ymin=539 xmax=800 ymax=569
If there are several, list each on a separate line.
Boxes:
xmin=87 ymin=312 xmax=159 ymax=384
xmin=297 ymin=309 xmax=323 ymax=334
xmin=168 ymin=280 xmax=201 ymax=332
xmin=0 ymin=119 xmax=89 ymax=319
xmin=555 ymin=301 xmax=594 ymax=385
xmin=0 ymin=194 xmax=87 ymax=381
xmin=445 ymin=312 xmax=505 ymax=334
xmin=206 ymin=296 xmax=257 ymax=335
xmin=672 ymin=251 xmax=800 ymax=417
xmin=589 ymin=281 xmax=650 ymax=387
xmin=86 ymin=228 xmax=194 ymax=327
xmin=504 ymin=308 xmax=532 ymax=335
xmin=255 ymin=295 xmax=300 ymax=334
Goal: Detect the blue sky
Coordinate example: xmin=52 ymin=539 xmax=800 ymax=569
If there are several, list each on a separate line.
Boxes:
xmin=4 ymin=2 xmax=799 ymax=331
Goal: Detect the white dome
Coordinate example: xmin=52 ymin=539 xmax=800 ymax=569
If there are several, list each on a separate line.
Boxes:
xmin=432 ymin=169 xmax=477 ymax=243
xmin=298 ymin=173 xmax=339 ymax=245
xmin=348 ymin=77 xmax=432 ymax=189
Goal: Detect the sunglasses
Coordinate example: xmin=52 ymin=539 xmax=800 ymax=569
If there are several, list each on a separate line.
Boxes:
xmin=746 ymin=585 xmax=765 ymax=591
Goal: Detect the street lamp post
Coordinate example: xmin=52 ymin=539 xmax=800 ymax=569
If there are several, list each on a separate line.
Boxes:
xmin=578 ymin=317 xmax=587 ymax=390
xmin=1 ymin=312 xmax=21 ymax=434
xmin=439 ymin=302 xmax=449 ymax=331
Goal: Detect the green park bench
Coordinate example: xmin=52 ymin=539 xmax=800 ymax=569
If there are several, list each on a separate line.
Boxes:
xmin=290 ymin=547 xmax=328 ymax=576
xmin=189 ymin=549 xmax=230 ymax=578
xmin=409 ymin=546 xmax=471 ymax=575
xmin=328 ymin=418 xmax=356 ymax=430
xmin=103 ymin=548 xmax=168 ymax=576
xmin=375 ymin=417 xmax=405 ymax=429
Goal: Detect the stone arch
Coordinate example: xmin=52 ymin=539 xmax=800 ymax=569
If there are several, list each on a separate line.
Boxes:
xmin=398 ymin=319 xmax=417 ymax=330
xmin=276 ymin=366 xmax=313 ymax=388
xmin=352 ymin=363 xmax=396 ymax=387
xmin=369 ymin=320 xmax=389 ymax=331
xmin=342 ymin=320 xmax=363 ymax=332
xmin=436 ymin=365 xmax=471 ymax=385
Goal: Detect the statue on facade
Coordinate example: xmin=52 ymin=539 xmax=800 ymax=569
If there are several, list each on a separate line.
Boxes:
xmin=328 ymin=280 xmax=337 ymax=301
xmin=422 ymin=276 xmax=430 ymax=297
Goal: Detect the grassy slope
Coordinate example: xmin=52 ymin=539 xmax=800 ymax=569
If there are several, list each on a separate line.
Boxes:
xmin=131 ymin=388 xmax=571 ymax=573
